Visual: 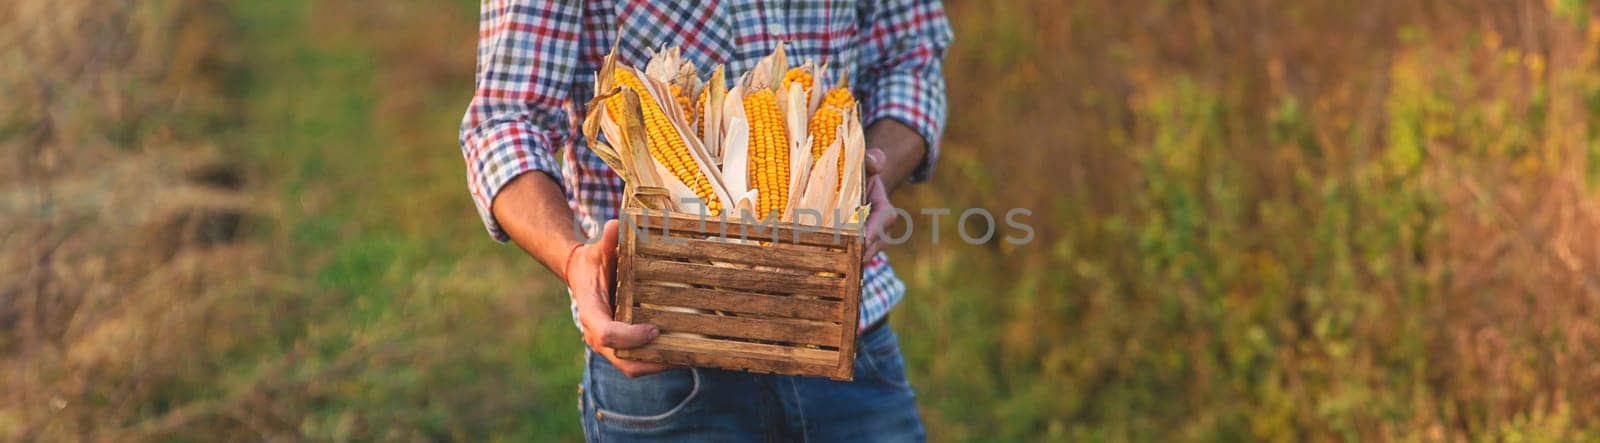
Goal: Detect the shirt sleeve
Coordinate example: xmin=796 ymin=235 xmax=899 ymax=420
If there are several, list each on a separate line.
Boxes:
xmin=856 ymin=0 xmax=955 ymax=183
xmin=459 ymin=1 xmax=584 ymax=241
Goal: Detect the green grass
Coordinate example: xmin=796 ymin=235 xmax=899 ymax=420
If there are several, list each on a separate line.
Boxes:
xmin=223 ymin=0 xmax=584 ymax=439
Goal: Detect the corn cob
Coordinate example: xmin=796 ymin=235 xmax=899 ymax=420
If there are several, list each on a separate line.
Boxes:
xmin=609 ymin=68 xmax=722 ymax=215
xmin=783 ymin=67 xmax=814 ymax=103
xmin=808 ymin=106 xmax=843 ymax=159
xmin=744 ymin=88 xmax=789 ymax=218
xmin=807 ymin=87 xmax=856 ymax=183
xmin=819 ymin=85 xmax=854 ymax=110
xmin=696 ymin=87 xmax=709 ymax=138
xmin=669 ymin=84 xmax=694 ymax=123
xmin=809 ymin=88 xmax=857 ymax=144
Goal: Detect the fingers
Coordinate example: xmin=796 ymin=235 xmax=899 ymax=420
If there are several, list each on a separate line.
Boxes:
xmin=861 ymin=148 xmax=893 ymax=263
xmin=864 ymin=223 xmax=886 ymax=261
xmin=576 ymin=295 xmax=661 ymax=346
xmin=866 ymin=176 xmax=891 ymax=214
xmin=599 ymin=219 xmax=620 ymax=260
xmin=862 ymin=176 xmax=894 ymax=262
xmin=572 ymin=219 xmax=668 ymax=376
xmin=865 ymin=222 xmax=886 ymax=260
xmin=864 ymin=148 xmax=887 ymax=175
xmin=595 ymin=345 xmax=677 ymax=378
xmin=600 ymin=220 xmax=620 ymax=292
xmin=574 ymin=284 xmax=660 ymax=349
xmin=601 ymin=320 xmax=660 ymax=349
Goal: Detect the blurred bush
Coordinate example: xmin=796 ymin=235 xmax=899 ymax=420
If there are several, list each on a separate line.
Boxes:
xmin=902 ymin=1 xmax=1600 ymax=440
xmin=4 ymin=0 xmax=1600 ymax=441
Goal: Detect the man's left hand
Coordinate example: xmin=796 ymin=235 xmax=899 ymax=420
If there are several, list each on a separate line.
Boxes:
xmin=862 ymin=148 xmax=897 ymax=262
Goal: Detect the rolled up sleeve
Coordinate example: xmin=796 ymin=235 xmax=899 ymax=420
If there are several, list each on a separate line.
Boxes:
xmin=856 ymin=0 xmax=954 ymax=183
xmin=459 ymin=0 xmax=583 ymax=241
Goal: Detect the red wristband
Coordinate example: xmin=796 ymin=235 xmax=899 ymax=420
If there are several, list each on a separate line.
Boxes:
xmin=561 ymin=241 xmax=584 ymax=287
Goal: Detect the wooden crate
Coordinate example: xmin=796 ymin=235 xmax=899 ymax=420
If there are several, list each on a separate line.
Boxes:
xmin=613 ymin=207 xmax=863 ymax=381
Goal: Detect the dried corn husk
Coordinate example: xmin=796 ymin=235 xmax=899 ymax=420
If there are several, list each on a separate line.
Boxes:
xmin=836 ymin=105 xmax=867 ymax=224
xmin=781 ymin=82 xmax=813 ymax=222
xmin=586 ymin=43 xmax=865 ymax=228
xmin=701 ymin=66 xmax=726 ymax=162
xmin=594 ymin=48 xmax=732 ymax=215
xmin=798 ymin=136 xmax=842 ymax=226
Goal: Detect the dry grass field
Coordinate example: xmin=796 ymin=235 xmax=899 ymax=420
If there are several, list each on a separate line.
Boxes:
xmin=5 ymin=0 xmax=1600 ymax=440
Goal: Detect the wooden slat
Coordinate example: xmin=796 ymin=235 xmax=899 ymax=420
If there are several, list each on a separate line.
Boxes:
xmin=643 ymin=334 xmax=838 ymax=366
xmin=620 ymin=348 xmax=844 ymax=379
xmin=613 ymin=202 xmax=863 ymax=380
xmin=620 ymin=343 xmax=847 ymax=380
xmin=635 ymin=236 xmax=845 ymax=272
xmin=625 ymin=208 xmax=861 ymax=248
xmin=634 ymin=260 xmax=848 ymax=297
xmin=615 ymin=223 xmax=639 ymax=323
xmin=633 ymin=308 xmax=841 ymax=347
xmin=834 ymin=239 xmax=864 ymax=377
xmin=635 ymin=285 xmax=842 ymax=321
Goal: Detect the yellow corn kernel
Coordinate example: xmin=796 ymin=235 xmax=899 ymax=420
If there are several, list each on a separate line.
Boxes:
xmin=808 ymin=87 xmax=856 ymax=191
xmin=808 ymin=105 xmax=843 ymax=160
xmin=610 ymin=69 xmax=721 ymax=215
xmin=743 ymin=89 xmax=789 ymax=218
xmin=669 ymin=84 xmax=694 ymax=123
xmin=696 ymin=87 xmax=709 ymax=138
xmin=784 ymin=67 xmax=814 ymax=102
xmin=820 ymin=86 xmax=855 ymax=110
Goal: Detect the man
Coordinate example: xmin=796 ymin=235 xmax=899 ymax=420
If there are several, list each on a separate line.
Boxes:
xmin=458 ymin=1 xmax=951 ymax=440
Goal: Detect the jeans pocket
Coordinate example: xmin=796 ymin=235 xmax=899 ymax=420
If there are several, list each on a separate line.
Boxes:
xmin=859 ymin=327 xmax=912 ymax=389
xmin=587 ymin=353 xmax=702 ymax=430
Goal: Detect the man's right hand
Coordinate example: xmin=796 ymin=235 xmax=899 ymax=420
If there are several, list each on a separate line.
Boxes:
xmin=567 ymin=219 xmax=674 ymax=378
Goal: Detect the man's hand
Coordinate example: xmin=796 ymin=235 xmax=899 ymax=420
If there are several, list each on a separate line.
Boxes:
xmin=860 ymin=119 xmax=930 ymax=262
xmin=493 ymin=173 xmax=670 ymax=378
xmin=862 ymin=149 xmax=897 ymax=261
xmin=568 ymin=220 xmax=674 ymax=377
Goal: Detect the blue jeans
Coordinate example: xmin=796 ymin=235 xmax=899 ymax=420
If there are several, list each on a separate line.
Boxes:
xmin=579 ymin=324 xmax=924 ymax=442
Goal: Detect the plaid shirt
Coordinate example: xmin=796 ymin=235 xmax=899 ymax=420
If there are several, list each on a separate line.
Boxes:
xmin=459 ymin=0 xmax=952 ymax=330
